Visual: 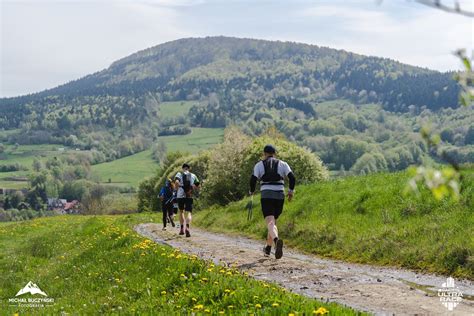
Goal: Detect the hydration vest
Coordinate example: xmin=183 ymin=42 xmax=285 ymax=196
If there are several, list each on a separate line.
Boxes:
xmin=261 ymin=158 xmax=284 ymax=185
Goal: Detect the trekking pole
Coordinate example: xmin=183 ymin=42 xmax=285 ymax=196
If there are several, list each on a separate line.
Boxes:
xmin=246 ymin=194 xmax=254 ymax=221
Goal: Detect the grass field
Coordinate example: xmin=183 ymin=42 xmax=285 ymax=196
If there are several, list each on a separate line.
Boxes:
xmin=0 ymin=214 xmax=363 ymax=315
xmin=91 ymin=128 xmax=224 ymax=187
xmin=161 ymin=127 xmax=224 ymax=153
xmin=91 ymin=150 xmax=159 ymax=187
xmin=0 ymin=144 xmax=69 ymax=189
xmin=195 ymin=169 xmax=474 ymax=279
xmin=158 ymin=101 xmax=196 ymax=119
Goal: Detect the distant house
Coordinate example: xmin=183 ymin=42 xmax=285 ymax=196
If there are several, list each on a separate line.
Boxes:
xmin=47 ymin=198 xmax=80 ymax=214
xmin=47 ymin=198 xmax=67 ymax=211
xmin=64 ymin=200 xmax=80 ymax=214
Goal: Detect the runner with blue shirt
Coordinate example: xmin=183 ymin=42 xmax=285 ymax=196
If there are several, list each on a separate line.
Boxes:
xmin=159 ymin=179 xmax=176 ymax=230
xmin=249 ymin=145 xmax=296 ymax=259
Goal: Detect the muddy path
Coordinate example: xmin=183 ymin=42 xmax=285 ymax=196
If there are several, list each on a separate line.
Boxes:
xmin=135 ymin=223 xmax=473 ymax=316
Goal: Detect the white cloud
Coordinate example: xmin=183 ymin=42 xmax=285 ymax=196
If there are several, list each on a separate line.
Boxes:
xmin=1 ymin=0 xmax=472 ymax=97
xmin=296 ymin=3 xmax=472 ymax=71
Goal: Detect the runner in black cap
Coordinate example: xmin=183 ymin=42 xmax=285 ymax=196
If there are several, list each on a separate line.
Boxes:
xmin=249 ymin=144 xmax=296 ymax=259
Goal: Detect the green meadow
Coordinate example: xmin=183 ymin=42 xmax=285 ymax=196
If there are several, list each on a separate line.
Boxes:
xmin=158 ymin=100 xmax=196 ymax=119
xmin=0 ymin=214 xmax=363 ymax=315
xmin=92 ymin=128 xmax=224 ymax=187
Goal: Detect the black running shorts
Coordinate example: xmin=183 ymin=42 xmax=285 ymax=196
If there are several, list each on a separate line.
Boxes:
xmin=177 ymin=198 xmax=193 ymax=212
xmin=261 ymin=198 xmax=284 ymax=219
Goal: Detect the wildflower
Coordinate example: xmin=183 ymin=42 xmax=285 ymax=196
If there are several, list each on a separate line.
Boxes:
xmin=161 ymin=291 xmax=166 ymax=295
xmin=313 ymin=307 xmax=329 ymax=315
xmin=218 ymin=311 xmax=225 ymax=315
xmin=204 ymin=309 xmax=210 ymax=313
xmin=289 ymin=314 xmax=295 ymax=316
xmin=192 ymin=297 xmax=197 ymax=302
xmin=228 ymin=305 xmax=234 ymax=309
xmin=194 ymin=304 xmax=204 ymax=310
xmin=255 ymin=304 xmax=262 ymax=309
xmin=272 ymin=303 xmax=279 ymax=307
xmin=224 ymin=289 xmax=231 ymax=293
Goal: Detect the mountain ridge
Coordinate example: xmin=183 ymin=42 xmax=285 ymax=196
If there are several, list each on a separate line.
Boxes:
xmin=1 ymin=36 xmax=444 ymax=101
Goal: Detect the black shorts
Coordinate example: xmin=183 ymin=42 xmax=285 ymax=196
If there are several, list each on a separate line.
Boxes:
xmin=261 ymin=198 xmax=284 ymax=219
xmin=177 ymin=198 xmax=193 ymax=212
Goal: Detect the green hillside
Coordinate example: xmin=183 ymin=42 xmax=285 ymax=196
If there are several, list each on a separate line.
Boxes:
xmin=91 ymin=127 xmax=223 ymax=187
xmin=194 ymin=168 xmax=474 ymax=279
xmin=0 ymin=214 xmax=362 ymax=315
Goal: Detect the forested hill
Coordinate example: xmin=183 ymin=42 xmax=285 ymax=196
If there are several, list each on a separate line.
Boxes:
xmin=0 ymin=37 xmax=459 ymax=127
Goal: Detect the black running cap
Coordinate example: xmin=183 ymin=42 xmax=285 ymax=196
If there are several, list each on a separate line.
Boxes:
xmin=263 ymin=144 xmax=276 ymax=154
xmin=182 ymin=163 xmax=190 ymax=169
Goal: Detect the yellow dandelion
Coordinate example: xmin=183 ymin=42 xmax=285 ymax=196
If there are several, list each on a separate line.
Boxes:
xmin=272 ymin=303 xmax=279 ymax=307
xmin=224 ymin=289 xmax=231 ymax=293
xmin=255 ymin=304 xmax=262 ymax=309
xmin=161 ymin=291 xmax=166 ymax=295
xmin=194 ymin=304 xmax=204 ymax=310
xmin=192 ymin=297 xmax=197 ymax=302
xmin=313 ymin=307 xmax=329 ymax=315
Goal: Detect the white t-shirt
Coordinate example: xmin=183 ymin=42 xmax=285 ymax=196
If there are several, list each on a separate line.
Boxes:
xmin=175 ymin=171 xmax=199 ymax=198
xmin=253 ymin=159 xmax=292 ymax=192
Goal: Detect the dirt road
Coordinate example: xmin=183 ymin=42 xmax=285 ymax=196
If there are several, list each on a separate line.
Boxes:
xmin=135 ymin=223 xmax=473 ymax=316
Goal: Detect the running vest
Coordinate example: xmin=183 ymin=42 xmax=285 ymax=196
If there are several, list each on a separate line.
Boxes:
xmin=261 ymin=158 xmax=284 ymax=190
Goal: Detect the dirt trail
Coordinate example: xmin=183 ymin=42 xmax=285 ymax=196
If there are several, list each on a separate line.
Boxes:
xmin=135 ymin=223 xmax=473 ymax=316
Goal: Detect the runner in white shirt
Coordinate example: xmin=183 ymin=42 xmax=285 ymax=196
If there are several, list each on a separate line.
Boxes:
xmin=249 ymin=145 xmax=296 ymax=259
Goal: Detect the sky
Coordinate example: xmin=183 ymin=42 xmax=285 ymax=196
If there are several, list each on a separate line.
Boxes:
xmin=0 ymin=0 xmax=473 ymax=97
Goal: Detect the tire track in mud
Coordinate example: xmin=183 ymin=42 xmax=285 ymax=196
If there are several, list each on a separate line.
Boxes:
xmin=135 ymin=223 xmax=473 ymax=316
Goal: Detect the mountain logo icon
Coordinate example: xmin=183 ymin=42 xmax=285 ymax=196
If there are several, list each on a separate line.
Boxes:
xmin=15 ymin=281 xmax=48 ymax=297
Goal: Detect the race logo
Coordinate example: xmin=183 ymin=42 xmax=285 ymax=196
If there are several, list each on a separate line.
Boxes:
xmin=8 ymin=281 xmax=54 ymax=308
xmin=437 ymin=277 xmax=463 ymax=311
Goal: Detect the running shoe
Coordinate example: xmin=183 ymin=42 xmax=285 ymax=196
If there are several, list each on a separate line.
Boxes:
xmin=263 ymin=245 xmax=271 ymax=257
xmin=179 ymin=228 xmax=184 ymax=235
xmin=275 ymin=239 xmax=283 ymax=259
xmin=185 ymin=229 xmax=191 ymax=238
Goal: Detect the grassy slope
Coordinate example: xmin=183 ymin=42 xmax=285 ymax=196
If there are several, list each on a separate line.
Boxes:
xmin=91 ymin=128 xmax=224 ymax=187
xmin=195 ymin=169 xmax=474 ymax=279
xmin=158 ymin=101 xmax=196 ymax=119
xmin=0 ymin=144 xmax=69 ymax=189
xmin=0 ymin=214 xmax=363 ymax=315
xmin=91 ymin=150 xmax=159 ymax=187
